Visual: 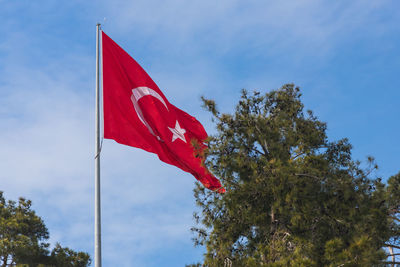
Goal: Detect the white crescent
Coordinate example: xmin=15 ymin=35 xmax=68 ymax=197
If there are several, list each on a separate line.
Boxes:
xmin=130 ymin=86 xmax=169 ymax=139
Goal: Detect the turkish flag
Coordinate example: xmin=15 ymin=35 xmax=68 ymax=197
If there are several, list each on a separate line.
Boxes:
xmin=102 ymin=32 xmax=225 ymax=193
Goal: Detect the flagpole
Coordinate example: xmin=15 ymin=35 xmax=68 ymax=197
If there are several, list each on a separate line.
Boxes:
xmin=95 ymin=23 xmax=102 ymax=267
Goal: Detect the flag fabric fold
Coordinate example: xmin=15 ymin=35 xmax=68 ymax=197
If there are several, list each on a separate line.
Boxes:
xmin=102 ymin=32 xmax=225 ymax=193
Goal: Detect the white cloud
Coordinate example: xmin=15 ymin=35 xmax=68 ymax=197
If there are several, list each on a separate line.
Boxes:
xmin=98 ymin=0 xmax=390 ymax=59
xmin=0 ymin=52 xmax=202 ymax=265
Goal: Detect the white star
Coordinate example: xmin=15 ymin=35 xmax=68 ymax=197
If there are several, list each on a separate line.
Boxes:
xmin=168 ymin=121 xmax=186 ymax=143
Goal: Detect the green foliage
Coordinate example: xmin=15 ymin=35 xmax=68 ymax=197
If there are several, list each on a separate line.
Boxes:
xmin=49 ymin=244 xmax=91 ymax=267
xmin=386 ymin=172 xmax=400 ymax=254
xmin=0 ymin=192 xmax=91 ymax=267
xmin=192 ymin=84 xmax=398 ymax=266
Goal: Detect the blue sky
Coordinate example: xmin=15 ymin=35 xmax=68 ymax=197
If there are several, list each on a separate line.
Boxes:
xmin=0 ymin=1 xmax=399 ymax=266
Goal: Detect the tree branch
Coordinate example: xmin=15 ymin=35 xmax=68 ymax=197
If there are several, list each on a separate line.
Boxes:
xmin=387 ymin=253 xmax=400 ymax=256
xmin=254 ymin=124 xmax=269 ymax=156
xmin=291 ymin=151 xmax=306 ymax=161
xmin=385 ymin=244 xmax=400 ymax=250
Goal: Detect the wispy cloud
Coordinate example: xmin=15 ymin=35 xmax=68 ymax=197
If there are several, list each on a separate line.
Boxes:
xmin=98 ymin=0 xmax=391 ymax=59
xmin=0 ymin=43 xmax=203 ymax=265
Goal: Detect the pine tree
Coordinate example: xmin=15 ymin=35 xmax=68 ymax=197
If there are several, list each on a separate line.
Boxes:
xmin=190 ymin=84 xmax=398 ymax=266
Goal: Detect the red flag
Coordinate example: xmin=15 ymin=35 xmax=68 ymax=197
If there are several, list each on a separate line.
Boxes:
xmin=102 ymin=32 xmax=225 ymax=193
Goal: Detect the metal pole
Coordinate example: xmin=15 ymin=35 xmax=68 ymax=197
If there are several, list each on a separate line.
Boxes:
xmin=95 ymin=23 xmax=102 ymax=267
